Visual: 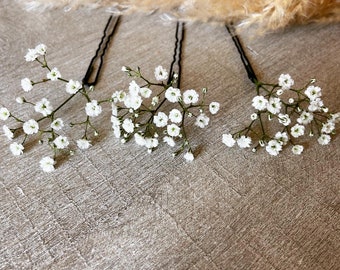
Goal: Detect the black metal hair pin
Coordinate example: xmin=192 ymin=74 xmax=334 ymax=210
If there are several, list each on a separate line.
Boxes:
xmin=168 ymin=21 xmax=185 ymax=88
xmin=82 ymin=15 xmax=121 ymax=86
xmin=225 ymin=24 xmax=258 ymax=84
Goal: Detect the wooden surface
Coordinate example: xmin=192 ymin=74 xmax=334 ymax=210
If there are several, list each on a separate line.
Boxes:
xmin=0 ymin=0 xmax=339 ymax=269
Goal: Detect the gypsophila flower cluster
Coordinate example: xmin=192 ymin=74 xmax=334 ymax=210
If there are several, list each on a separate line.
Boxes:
xmin=222 ymin=74 xmax=339 ymax=156
xmin=1 ymin=44 xmax=220 ymax=172
xmin=114 ymin=65 xmax=220 ymax=161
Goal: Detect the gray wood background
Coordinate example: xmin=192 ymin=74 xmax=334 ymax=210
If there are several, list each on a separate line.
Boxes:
xmin=1 ymin=1 xmax=339 ymax=269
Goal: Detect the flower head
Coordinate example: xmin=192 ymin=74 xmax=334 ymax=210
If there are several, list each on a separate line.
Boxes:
xmin=267 ymin=97 xmax=282 ymax=115
xmin=134 ymin=133 xmax=146 ymax=146
xmin=305 ymin=85 xmax=322 ymax=101
xmin=10 ymin=142 xmax=24 ymax=156
xmin=47 ymin=67 xmax=61 ymax=81
xmin=318 ymin=134 xmax=331 ymax=145
xmin=129 ymin=80 xmax=140 ymax=96
xmin=184 ymin=151 xmax=194 ymax=162
xmin=292 ymin=145 xmax=304 ymax=155
xmin=195 ymin=114 xmax=210 ymax=128
xmin=85 ymin=100 xmax=102 ymax=117
xmin=2 ymin=125 xmax=14 ymax=140
xmin=265 ymin=140 xmax=282 ymax=156
xmin=35 ymin=44 xmax=47 ymax=55
xmin=163 ymin=136 xmax=175 ymax=147
xmin=51 ymin=118 xmax=64 ymax=131
xmin=153 ymin=112 xmax=168 ymax=128
xmin=66 ymin=80 xmax=82 ymax=94
xmin=39 ymin=157 xmax=55 ymax=172
xmin=183 ymin=89 xmax=199 ymax=104
xmin=53 ymin=136 xmax=69 ymax=149
xmin=278 ymin=113 xmax=291 ymax=126
xmin=222 ymin=133 xmax=236 ymax=147
xmin=77 ymin=139 xmax=92 ymax=150
xmin=278 ymin=74 xmax=294 ymax=90
xmin=34 ymin=98 xmax=53 ymax=116
xmin=274 ymin=132 xmax=289 ymax=146
xmin=236 ymin=136 xmax=252 ymax=148
xmin=21 ymin=78 xmax=33 ymax=92
xmin=169 ymin=109 xmax=182 ymax=123
xmin=154 ymin=66 xmax=168 ymax=81
xmin=25 ymin=48 xmax=38 ymax=62
xmin=23 ymin=119 xmax=39 ymax=135
xmin=297 ymin=111 xmax=313 ymax=125
xmin=290 ymin=124 xmax=305 ymax=138
xmin=209 ymin=102 xmax=220 ymax=115
xmin=165 ymin=87 xmax=181 ymax=103
xmin=122 ymin=118 xmax=134 ymax=134
xmin=321 ymin=121 xmax=335 ymax=134
xmin=252 ymin=96 xmax=268 ymax=111
xmin=140 ymin=87 xmax=152 ymax=98
xmin=0 ymin=107 xmax=10 ymax=121
xmin=167 ymin=124 xmax=181 ymax=137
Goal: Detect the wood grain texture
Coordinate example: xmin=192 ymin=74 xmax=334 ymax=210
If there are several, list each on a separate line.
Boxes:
xmin=0 ymin=0 xmax=339 ymax=269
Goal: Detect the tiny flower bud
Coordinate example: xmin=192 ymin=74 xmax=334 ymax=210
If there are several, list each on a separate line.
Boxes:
xmin=288 ymin=98 xmax=294 ymax=104
xmin=16 ymin=97 xmax=25 ymax=104
xmin=268 ymin=114 xmax=272 ymax=121
xmin=276 ymin=89 xmax=283 ymax=96
xmin=252 ymin=148 xmax=257 ymax=153
xmin=121 ymin=139 xmax=126 ymax=144
xmin=309 ymin=131 xmax=314 ymax=137
xmin=259 ymin=140 xmax=265 ymax=147
xmin=154 ymin=133 xmax=159 ymax=138
xmin=89 ymin=86 xmax=94 ymax=92
xmin=297 ymin=107 xmax=302 ymax=112
xmin=69 ymin=150 xmax=75 ymax=156
xmin=129 ymin=109 xmax=133 ymax=113
xmin=202 ymin=88 xmax=207 ymax=94
xmin=39 ymin=140 xmax=43 ymax=144
xmin=94 ymin=131 xmax=99 ymax=136
xmin=147 ymin=149 xmax=152 ymax=154
xmin=187 ymin=112 xmax=193 ymax=118
xmin=322 ymin=107 xmax=329 ymax=113
xmin=250 ymin=113 xmax=258 ymax=120
xmin=310 ymin=78 xmax=316 ymax=83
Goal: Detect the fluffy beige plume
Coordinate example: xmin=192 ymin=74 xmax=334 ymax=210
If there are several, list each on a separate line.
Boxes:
xmin=17 ymin=0 xmax=340 ymax=31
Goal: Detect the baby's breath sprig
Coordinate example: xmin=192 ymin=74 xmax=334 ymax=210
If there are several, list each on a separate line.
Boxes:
xmin=112 ymin=65 xmax=220 ymax=161
xmin=0 ymin=44 xmax=106 ymax=172
xmin=222 ymin=74 xmax=339 ymax=155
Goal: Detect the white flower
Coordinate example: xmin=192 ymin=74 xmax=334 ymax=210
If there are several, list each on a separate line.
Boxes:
xmin=267 ymin=97 xmax=282 ymax=115
xmin=53 ymin=136 xmax=69 ymax=149
xmin=113 ymin=126 xmax=121 ymax=138
xmin=163 ymin=136 xmax=175 ymax=147
xmin=321 ymin=121 xmax=335 ymax=134
xmin=151 ymin=96 xmax=159 ymax=106
xmin=305 ymin=85 xmax=322 ymax=101
xmin=250 ymin=113 xmax=258 ymax=120
xmin=318 ymin=134 xmax=331 ymax=145
xmin=308 ymin=98 xmax=323 ymax=112
xmin=140 ymin=87 xmax=152 ymax=98
xmin=16 ymin=97 xmax=25 ymax=104
xmin=290 ymin=124 xmax=305 ymax=138
xmin=297 ymin=111 xmax=314 ymax=125
xmin=25 ymin=48 xmax=38 ymax=62
xmin=169 ymin=109 xmax=182 ymax=123
xmin=167 ymin=124 xmax=181 ymax=137
xmin=292 ymin=145 xmax=304 ymax=155
xmin=222 ymin=133 xmax=236 ymax=147
xmin=183 ymin=89 xmax=199 ymax=104
xmin=112 ymin=90 xmax=126 ymax=103
xmin=278 ymin=113 xmax=291 ymax=126
xmin=111 ymin=115 xmax=121 ymax=127
xmin=10 ymin=142 xmax=24 ymax=156
xmin=34 ymin=98 xmax=53 ymax=116
xmin=66 ymin=80 xmax=82 ymax=94
xmin=123 ymin=94 xmax=142 ymax=110
xmin=278 ymin=74 xmax=294 ymax=90
xmin=21 ymin=78 xmax=33 ymax=92
xmin=274 ymin=131 xmax=289 ymax=145
xmin=209 ymin=102 xmax=220 ymax=115
xmin=121 ymin=66 xmax=128 ymax=72
xmin=236 ymin=135 xmax=252 ymax=148
xmin=330 ymin=112 xmax=340 ymax=123
xmin=0 ymin=107 xmax=10 ymax=121
xmin=195 ymin=114 xmax=210 ymax=128
xmin=154 ymin=66 xmax=168 ymax=81
xmin=252 ymin=96 xmax=268 ymax=111
xmin=134 ymin=133 xmax=146 ymax=146
xmin=50 ymin=118 xmax=64 ymax=131
xmin=77 ymin=139 xmax=92 ymax=150
xmin=184 ymin=151 xmax=194 ymax=162
xmin=23 ymin=119 xmax=39 ymax=135
xmin=85 ymin=100 xmax=102 ymax=117
xmin=128 ymin=80 xmax=140 ymax=96
xmin=266 ymin=140 xmax=282 ymax=156
xmin=2 ymin=125 xmax=14 ymax=140
xmin=122 ymin=118 xmax=134 ymax=133
xmin=165 ymin=87 xmax=181 ymax=103
xmin=35 ymin=44 xmax=47 ymax=55
xmin=39 ymin=157 xmax=55 ymax=172
xmin=145 ymin=137 xmax=159 ymax=149
xmin=47 ymin=67 xmax=61 ymax=81
xmin=153 ymin=112 xmax=168 ymax=127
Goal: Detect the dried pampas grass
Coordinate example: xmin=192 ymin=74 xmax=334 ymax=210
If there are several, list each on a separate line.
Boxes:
xmin=18 ymin=0 xmax=340 ymax=31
